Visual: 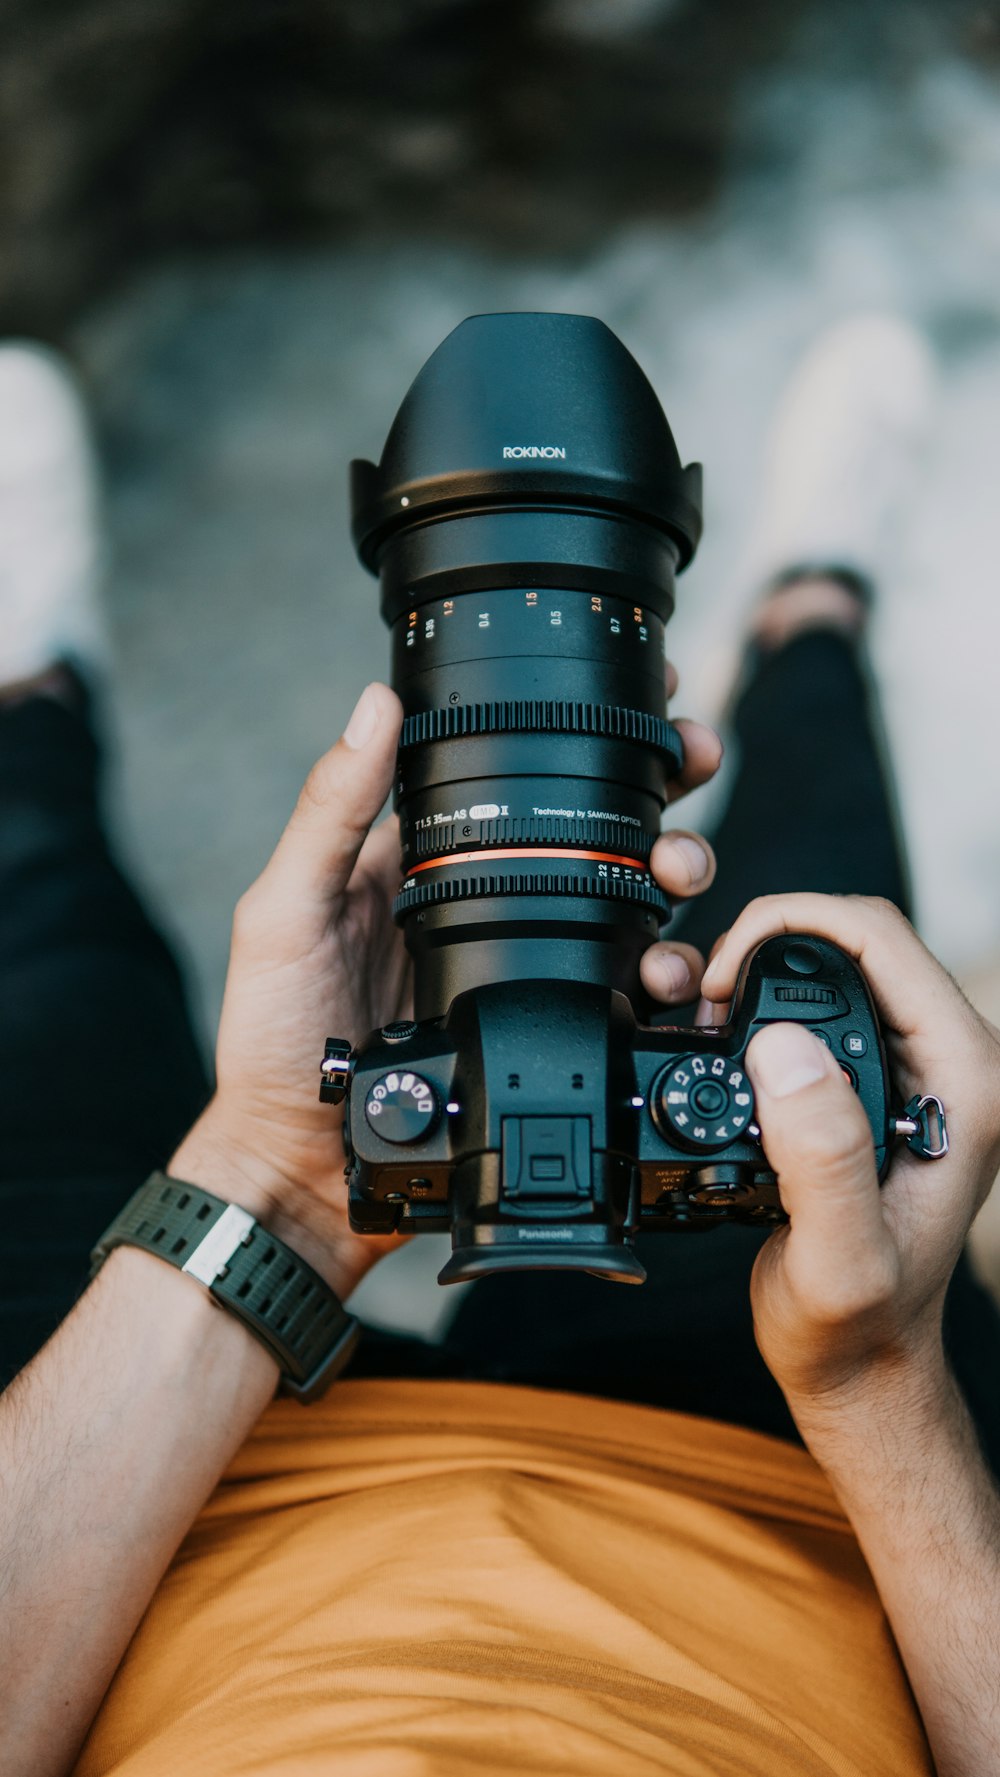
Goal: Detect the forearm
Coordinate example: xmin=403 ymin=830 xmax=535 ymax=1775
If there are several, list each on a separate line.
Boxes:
xmin=0 ymin=1100 xmax=380 ymax=1776
xmin=0 ymin=1248 xmax=281 ymax=1775
xmin=795 ymin=1355 xmax=1000 ymax=1777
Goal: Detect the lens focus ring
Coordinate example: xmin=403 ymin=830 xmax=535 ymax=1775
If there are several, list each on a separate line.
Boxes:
xmin=400 ymin=700 xmax=684 ymax=773
xmin=393 ymin=866 xmax=671 ymax=920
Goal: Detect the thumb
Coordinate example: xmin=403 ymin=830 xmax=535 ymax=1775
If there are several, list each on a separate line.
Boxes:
xmin=745 ymin=1023 xmax=886 ymax=1264
xmin=265 ymin=682 xmax=403 ymax=902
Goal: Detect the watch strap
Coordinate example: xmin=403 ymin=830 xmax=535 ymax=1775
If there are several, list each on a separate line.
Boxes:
xmin=90 ymin=1171 xmax=361 ymax=1403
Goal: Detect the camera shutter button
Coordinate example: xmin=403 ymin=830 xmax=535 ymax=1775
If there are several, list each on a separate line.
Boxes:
xmin=365 ymin=1072 xmax=439 ymax=1142
xmin=782 ymin=942 xmax=823 ymax=975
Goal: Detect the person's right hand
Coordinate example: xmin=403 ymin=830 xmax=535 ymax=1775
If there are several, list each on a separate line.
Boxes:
xmin=698 ymin=894 xmax=1000 ymax=1423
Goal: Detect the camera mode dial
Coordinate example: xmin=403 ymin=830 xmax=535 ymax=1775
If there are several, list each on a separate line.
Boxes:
xmin=652 ymin=1054 xmax=754 ymax=1152
xmin=364 ymin=1071 xmax=439 ymax=1143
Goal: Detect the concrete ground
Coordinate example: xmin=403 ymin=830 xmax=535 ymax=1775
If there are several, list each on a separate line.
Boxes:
xmin=72 ymin=35 xmax=1000 ymax=1335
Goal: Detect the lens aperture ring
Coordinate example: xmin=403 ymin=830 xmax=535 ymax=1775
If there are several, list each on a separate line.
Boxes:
xmin=401 ymin=701 xmax=684 ymax=774
xmin=393 ymin=865 xmax=670 ymax=921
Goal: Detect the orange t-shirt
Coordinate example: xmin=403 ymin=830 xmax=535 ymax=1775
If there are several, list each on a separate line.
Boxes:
xmin=77 ymin=1379 xmax=930 ymax=1776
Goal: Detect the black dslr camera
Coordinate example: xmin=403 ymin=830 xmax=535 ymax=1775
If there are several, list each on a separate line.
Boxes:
xmin=321 ymin=313 xmax=943 ymax=1286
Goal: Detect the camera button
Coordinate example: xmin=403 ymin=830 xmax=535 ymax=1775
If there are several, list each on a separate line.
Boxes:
xmin=782 ymin=942 xmax=823 ymax=975
xmin=690 ymin=1081 xmax=726 ymax=1118
xmin=365 ymin=1072 xmax=439 ymax=1142
xmin=687 ymin=1164 xmax=755 ymax=1207
xmin=652 ymin=1056 xmax=755 ymax=1151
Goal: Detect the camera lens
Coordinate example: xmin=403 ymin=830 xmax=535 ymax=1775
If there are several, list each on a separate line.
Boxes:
xmin=351 ymin=313 xmax=701 ymax=1019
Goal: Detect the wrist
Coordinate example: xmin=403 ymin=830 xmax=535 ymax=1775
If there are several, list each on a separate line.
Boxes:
xmin=785 ymin=1336 xmax=956 ymax=1472
xmin=98 ymin=1240 xmax=282 ymax=1398
xmin=168 ymin=1112 xmax=372 ymax=1304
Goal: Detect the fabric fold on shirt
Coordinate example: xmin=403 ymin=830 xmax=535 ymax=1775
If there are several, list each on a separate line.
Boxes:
xmin=77 ymin=1377 xmax=931 ymax=1777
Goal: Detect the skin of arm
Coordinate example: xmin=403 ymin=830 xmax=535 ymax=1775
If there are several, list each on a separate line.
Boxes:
xmin=700 ymin=893 xmax=1000 ymax=1777
xmin=0 ymin=684 xmax=410 ymax=1775
xmin=0 ymin=677 xmax=721 ymax=1775
xmin=0 ymin=1243 xmax=356 ymax=1777
xmin=797 ymin=1352 xmax=1000 ymax=1777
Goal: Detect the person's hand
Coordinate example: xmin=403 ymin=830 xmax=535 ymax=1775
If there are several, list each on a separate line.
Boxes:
xmin=170 ymin=682 xmax=414 ymax=1298
xmin=699 ymin=893 xmax=1000 ymax=1428
xmin=172 ymin=673 xmax=722 ymax=1299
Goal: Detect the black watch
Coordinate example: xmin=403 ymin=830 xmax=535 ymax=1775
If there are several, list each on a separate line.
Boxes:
xmin=90 ymin=1171 xmax=361 ymax=1403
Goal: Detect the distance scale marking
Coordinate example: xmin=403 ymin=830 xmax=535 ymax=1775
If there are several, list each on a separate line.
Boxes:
xmin=393 ymin=851 xmax=671 ymax=919
xmin=400 ymin=587 xmax=659 ymax=653
xmin=406 ymin=844 xmax=647 ymax=877
xmin=398 ymin=850 xmax=659 ymax=898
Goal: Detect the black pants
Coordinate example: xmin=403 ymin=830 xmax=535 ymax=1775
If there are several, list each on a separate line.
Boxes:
xmin=3 ymin=636 xmax=999 ymax=1475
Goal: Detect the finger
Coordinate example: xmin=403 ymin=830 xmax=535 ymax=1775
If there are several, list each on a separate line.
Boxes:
xmin=745 ymin=1022 xmax=891 ymax=1273
xmin=639 ymin=940 xmax=706 ymax=1005
xmin=693 ymin=932 xmax=731 ymax=1027
xmin=667 ymin=719 xmax=723 ymax=804
xmin=354 ymin=814 xmax=402 ymax=902
xmin=650 ymin=829 xmax=716 ymax=899
xmin=665 ymin=659 xmax=679 ymax=699
xmin=700 ymin=892 xmax=961 ymax=1041
xmin=263 ymin=683 xmax=403 ymax=902
xmin=694 ymin=997 xmax=730 ymax=1027
xmin=706 ymin=930 xmax=729 ymax=968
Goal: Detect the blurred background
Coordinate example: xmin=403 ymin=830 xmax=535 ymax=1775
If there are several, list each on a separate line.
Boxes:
xmin=6 ymin=0 xmax=1000 ymax=1327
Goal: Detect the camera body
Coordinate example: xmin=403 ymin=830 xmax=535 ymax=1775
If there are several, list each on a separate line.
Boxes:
xmin=322 ymin=311 xmax=928 ymax=1286
xmin=326 ymin=932 xmax=890 ymax=1285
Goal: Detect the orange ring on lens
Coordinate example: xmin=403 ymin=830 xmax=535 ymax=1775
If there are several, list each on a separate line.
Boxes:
xmin=408 ymin=846 xmax=647 ymax=874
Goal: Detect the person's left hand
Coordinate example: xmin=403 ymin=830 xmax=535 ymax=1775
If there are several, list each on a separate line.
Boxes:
xmin=172 ymin=670 xmax=722 ymax=1299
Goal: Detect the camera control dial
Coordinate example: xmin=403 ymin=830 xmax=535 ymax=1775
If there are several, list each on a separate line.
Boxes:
xmin=652 ymin=1055 xmax=754 ymax=1151
xmin=364 ymin=1071 xmax=440 ymax=1143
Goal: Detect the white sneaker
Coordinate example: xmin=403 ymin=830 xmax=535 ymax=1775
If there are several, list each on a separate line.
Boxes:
xmin=0 ymin=342 xmax=108 ymax=690
xmin=741 ymin=312 xmax=937 ymax=597
xmin=695 ymin=314 xmax=936 ymax=729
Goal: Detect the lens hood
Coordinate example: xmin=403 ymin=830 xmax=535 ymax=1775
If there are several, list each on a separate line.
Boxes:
xmin=350 ymin=312 xmax=702 ymax=575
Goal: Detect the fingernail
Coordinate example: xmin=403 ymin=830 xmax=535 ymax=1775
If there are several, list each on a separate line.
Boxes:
xmin=671 ymin=835 xmax=710 ymax=886
xmin=750 ymin=1024 xmax=832 ymax=1098
xmin=343 ymin=684 xmax=379 ymax=750
xmin=656 ymin=951 xmax=691 ymax=996
xmin=695 ymin=998 xmax=723 ymax=1028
